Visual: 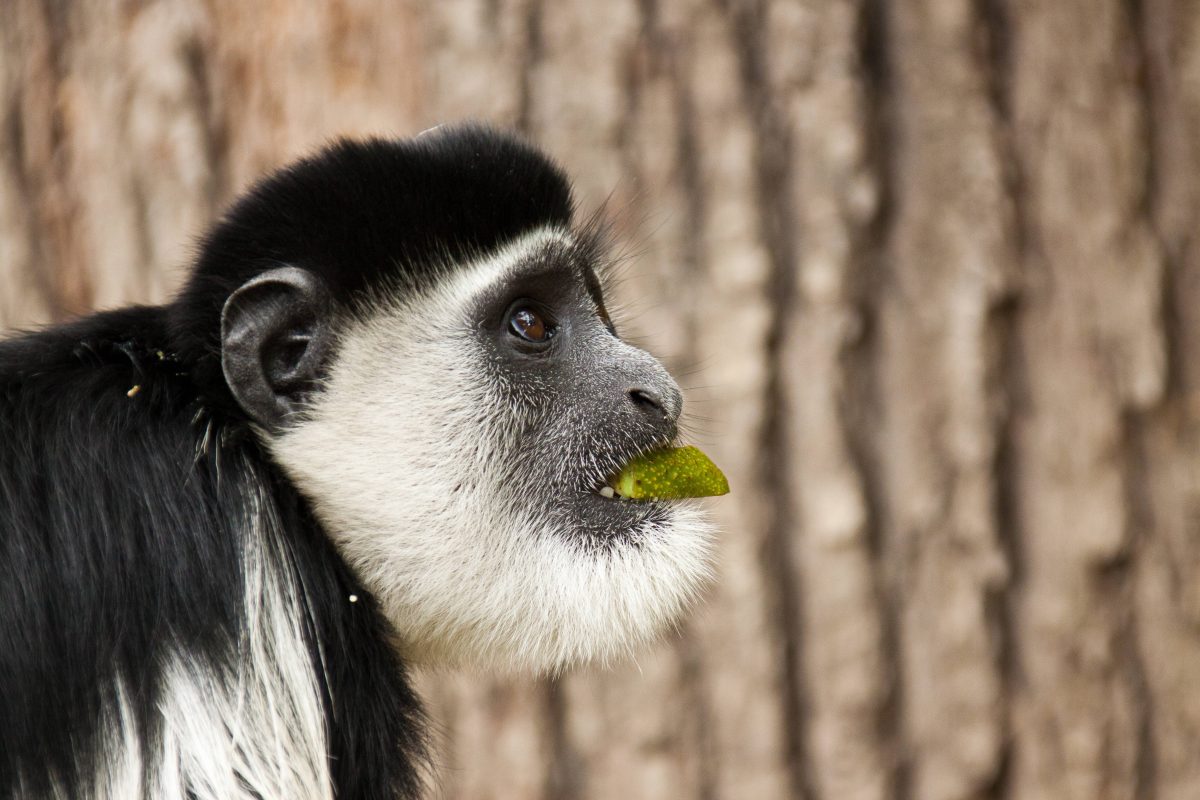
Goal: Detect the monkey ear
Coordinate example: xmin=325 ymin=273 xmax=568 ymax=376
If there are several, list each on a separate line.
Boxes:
xmin=220 ymin=266 xmax=332 ymax=430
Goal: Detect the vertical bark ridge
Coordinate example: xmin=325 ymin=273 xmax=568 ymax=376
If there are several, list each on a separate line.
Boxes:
xmin=975 ymin=4 xmax=1026 ymax=797
xmin=542 ymin=678 xmax=581 ymax=800
xmin=1126 ymin=2 xmax=1200 ymax=798
xmin=984 ymin=293 xmax=1023 ymax=800
xmin=1136 ymin=0 xmax=1187 ymax=406
xmin=0 ymin=20 xmax=55 ymax=328
xmin=516 ymin=0 xmax=544 ymax=136
xmin=683 ymin=0 xmax=793 ymax=792
xmin=1119 ymin=412 xmax=1160 ymax=800
xmin=879 ymin=0 xmax=1016 ymax=796
xmin=1122 ymin=3 xmax=1165 ymax=797
xmin=179 ymin=27 xmax=227 ymax=222
xmin=716 ymin=2 xmax=811 ymax=797
xmin=1007 ymin=2 xmax=1166 ymax=797
xmin=850 ymin=0 xmax=909 ymax=797
xmin=6 ymin=0 xmax=93 ymax=320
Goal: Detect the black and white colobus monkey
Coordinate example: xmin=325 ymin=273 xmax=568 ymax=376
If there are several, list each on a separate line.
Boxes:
xmin=0 ymin=125 xmax=714 ymax=799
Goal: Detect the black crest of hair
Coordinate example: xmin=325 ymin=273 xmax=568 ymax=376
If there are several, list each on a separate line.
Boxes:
xmin=0 ymin=124 xmax=576 ymax=798
xmin=173 ymin=123 xmax=575 ymax=408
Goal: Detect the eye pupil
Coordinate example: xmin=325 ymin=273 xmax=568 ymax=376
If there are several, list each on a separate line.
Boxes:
xmin=510 ymin=307 xmax=549 ymax=342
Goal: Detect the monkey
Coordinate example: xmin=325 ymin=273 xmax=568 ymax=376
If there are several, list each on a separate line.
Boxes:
xmin=0 ymin=124 xmax=715 ymax=800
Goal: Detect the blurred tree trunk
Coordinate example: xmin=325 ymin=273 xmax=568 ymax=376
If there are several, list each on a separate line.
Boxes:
xmin=3 ymin=1 xmax=1200 ymax=799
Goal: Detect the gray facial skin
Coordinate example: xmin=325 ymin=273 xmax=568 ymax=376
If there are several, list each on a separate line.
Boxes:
xmin=471 ymin=236 xmax=685 ymax=548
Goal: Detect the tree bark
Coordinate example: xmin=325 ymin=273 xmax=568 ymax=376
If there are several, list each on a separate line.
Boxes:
xmin=3 ymin=1 xmax=1199 ymax=798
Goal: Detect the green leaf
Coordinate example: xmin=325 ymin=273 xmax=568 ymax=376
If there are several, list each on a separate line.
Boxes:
xmin=613 ymin=446 xmax=730 ymax=500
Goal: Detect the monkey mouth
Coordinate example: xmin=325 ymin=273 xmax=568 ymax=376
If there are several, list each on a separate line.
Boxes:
xmin=581 ymin=434 xmax=681 ymax=506
xmin=584 ymin=466 xmax=651 ymax=504
xmin=591 ymin=447 xmax=671 ymax=503
xmin=596 ymin=483 xmax=642 ymax=502
xmin=563 ymin=453 xmax=679 ymax=543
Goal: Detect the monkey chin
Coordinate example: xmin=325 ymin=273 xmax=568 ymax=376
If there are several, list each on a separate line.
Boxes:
xmin=319 ymin=496 xmax=710 ymax=681
xmin=364 ymin=500 xmax=716 ymax=676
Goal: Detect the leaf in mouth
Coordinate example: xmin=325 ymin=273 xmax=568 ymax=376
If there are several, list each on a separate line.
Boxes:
xmin=612 ymin=446 xmax=730 ymax=500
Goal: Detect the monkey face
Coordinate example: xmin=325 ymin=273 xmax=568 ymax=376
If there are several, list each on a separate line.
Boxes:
xmin=266 ymin=228 xmax=715 ymax=672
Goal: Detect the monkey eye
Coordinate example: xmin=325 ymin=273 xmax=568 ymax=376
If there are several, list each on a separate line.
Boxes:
xmin=508 ymin=305 xmax=555 ymax=343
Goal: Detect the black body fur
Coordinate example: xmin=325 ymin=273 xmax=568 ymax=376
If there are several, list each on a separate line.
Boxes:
xmin=0 ymin=125 xmax=575 ymax=798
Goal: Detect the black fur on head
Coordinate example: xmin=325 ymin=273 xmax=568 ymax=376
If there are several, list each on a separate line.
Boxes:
xmin=172 ymin=124 xmax=575 ymax=408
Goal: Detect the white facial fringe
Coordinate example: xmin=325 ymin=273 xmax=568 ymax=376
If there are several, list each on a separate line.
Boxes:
xmin=273 ymin=228 xmax=716 ymax=674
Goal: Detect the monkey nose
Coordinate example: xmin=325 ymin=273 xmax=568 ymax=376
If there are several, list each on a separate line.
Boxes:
xmin=626 ymin=385 xmax=683 ymax=426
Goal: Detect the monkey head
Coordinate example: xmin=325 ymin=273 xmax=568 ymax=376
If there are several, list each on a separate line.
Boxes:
xmin=176 ymin=125 xmax=716 ymax=672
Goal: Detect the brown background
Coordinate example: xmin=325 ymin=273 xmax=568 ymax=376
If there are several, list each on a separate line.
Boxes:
xmin=3 ymin=1 xmax=1200 ymax=799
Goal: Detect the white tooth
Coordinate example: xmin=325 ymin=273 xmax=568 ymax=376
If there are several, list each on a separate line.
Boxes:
xmin=599 ymin=486 xmax=615 ymax=499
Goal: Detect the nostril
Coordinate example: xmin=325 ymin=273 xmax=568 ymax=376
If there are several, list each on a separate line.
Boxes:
xmin=628 ymin=387 xmax=665 ymax=415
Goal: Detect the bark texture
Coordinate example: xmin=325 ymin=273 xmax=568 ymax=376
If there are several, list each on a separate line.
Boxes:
xmin=3 ymin=1 xmax=1199 ymax=798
